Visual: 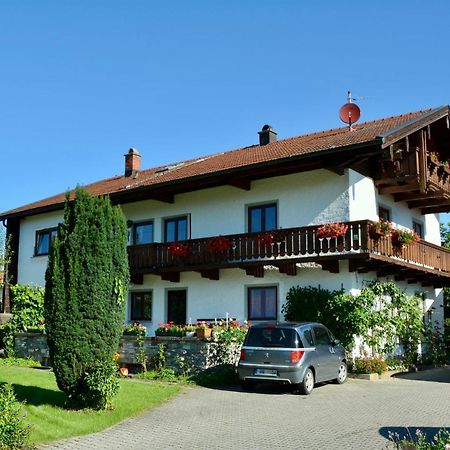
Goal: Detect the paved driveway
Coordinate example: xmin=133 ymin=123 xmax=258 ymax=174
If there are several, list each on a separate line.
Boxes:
xmin=42 ymin=367 xmax=450 ymax=450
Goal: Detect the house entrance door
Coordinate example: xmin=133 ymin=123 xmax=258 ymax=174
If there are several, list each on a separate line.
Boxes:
xmin=167 ymin=290 xmax=187 ymax=324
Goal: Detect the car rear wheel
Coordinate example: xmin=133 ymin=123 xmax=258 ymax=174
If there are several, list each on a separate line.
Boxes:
xmin=297 ymin=368 xmax=314 ymax=395
xmin=335 ymin=362 xmax=347 ymax=384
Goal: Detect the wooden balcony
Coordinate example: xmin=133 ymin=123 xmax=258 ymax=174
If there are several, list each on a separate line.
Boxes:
xmin=128 ymin=220 xmax=450 ymax=287
xmin=374 ymin=119 xmax=450 ymax=214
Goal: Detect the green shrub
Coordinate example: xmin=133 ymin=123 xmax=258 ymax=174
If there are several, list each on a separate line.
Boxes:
xmin=44 ymin=188 xmax=129 ymax=409
xmin=387 ymin=428 xmax=450 ymax=449
xmin=1 ymin=285 xmax=44 ymax=357
xmin=422 ymin=324 xmax=447 ymax=366
xmin=0 ymin=357 xmax=40 ymax=367
xmin=353 ymin=357 xmax=388 ymax=375
xmin=0 ymin=384 xmax=32 ymax=450
xmin=79 ymin=360 xmax=120 ymax=410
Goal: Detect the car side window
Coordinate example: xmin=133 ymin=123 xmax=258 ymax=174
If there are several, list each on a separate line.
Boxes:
xmin=313 ymin=326 xmax=331 ymax=345
xmin=302 ymin=328 xmax=314 ymax=346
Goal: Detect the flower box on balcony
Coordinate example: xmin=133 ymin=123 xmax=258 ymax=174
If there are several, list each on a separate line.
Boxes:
xmin=168 ymin=242 xmax=191 ymax=258
xmin=208 ymin=236 xmax=231 ymax=254
xmin=368 ymin=220 xmax=392 ymax=240
xmin=316 ymin=223 xmax=348 ymax=239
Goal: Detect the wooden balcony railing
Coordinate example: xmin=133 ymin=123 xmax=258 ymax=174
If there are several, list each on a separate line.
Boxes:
xmin=127 ymin=220 xmax=450 ymax=276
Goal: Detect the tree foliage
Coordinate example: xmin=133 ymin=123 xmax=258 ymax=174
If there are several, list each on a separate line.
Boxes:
xmin=44 ymin=188 xmax=129 ymax=409
xmin=282 ymin=281 xmax=424 ymax=358
xmin=1 ymin=284 xmax=44 ymax=356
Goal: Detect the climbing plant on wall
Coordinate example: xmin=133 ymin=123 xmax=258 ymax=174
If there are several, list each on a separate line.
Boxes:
xmin=282 ymin=281 xmax=424 ymax=358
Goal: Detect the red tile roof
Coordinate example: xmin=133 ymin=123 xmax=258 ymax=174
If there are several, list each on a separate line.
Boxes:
xmin=1 ymin=107 xmax=447 ymax=219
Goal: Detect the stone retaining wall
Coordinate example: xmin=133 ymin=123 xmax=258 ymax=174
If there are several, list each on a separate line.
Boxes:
xmin=14 ymin=333 xmax=240 ymax=372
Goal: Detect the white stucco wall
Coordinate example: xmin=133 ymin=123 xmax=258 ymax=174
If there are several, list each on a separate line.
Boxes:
xmin=125 ymin=261 xmax=441 ymax=336
xmin=13 ymin=167 xmax=444 ymax=338
xmin=121 ymin=169 xmax=351 ymax=240
xmin=17 ymin=210 xmax=63 ymax=286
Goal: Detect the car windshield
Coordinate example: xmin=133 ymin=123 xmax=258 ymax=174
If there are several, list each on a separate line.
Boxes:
xmin=245 ymin=327 xmax=301 ymax=348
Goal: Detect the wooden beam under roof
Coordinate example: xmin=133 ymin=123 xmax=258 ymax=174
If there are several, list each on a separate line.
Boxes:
xmin=226 ymin=177 xmax=252 ymax=191
xmin=379 ymin=183 xmax=419 ymax=195
xmin=394 ymin=191 xmax=444 ymax=202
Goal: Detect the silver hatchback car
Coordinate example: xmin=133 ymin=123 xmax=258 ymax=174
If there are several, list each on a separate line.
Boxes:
xmin=238 ymin=322 xmax=347 ymax=395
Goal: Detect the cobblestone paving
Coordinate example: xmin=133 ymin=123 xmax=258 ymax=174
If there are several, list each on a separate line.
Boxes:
xmin=41 ymin=367 xmax=450 ymax=450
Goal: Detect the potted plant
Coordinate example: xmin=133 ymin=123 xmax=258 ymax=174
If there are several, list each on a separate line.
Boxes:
xmin=391 ymin=229 xmax=420 ymax=249
xmin=316 ymin=222 xmax=348 ymax=239
xmin=195 ymin=321 xmax=212 ymax=339
xmin=257 ymin=231 xmax=275 ymax=247
xmin=368 ymin=219 xmax=392 ymax=239
xmin=208 ymin=236 xmax=231 ymax=254
xmin=122 ymin=322 xmax=147 ymax=336
xmin=155 ymin=322 xmax=185 ymax=337
xmin=168 ymin=242 xmax=191 ymax=258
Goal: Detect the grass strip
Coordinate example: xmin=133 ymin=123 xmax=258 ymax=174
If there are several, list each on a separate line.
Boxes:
xmin=0 ymin=366 xmax=180 ymax=444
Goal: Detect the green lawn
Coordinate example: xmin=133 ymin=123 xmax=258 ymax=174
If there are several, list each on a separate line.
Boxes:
xmin=0 ymin=367 xmax=180 ymax=444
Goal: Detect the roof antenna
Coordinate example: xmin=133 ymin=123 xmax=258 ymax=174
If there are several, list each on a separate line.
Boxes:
xmin=339 ymin=91 xmax=361 ymax=131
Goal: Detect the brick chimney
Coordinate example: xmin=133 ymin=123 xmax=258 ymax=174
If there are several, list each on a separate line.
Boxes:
xmin=124 ymin=148 xmax=141 ymax=177
xmin=258 ymin=124 xmax=277 ymax=146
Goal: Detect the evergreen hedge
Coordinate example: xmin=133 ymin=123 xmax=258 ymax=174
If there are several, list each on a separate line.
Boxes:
xmin=44 ymin=188 xmax=129 ymax=408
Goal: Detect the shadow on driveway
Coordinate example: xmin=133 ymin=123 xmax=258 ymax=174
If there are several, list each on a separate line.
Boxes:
xmin=379 ymin=426 xmax=450 ymax=444
xmin=392 ymin=366 xmax=450 ymax=384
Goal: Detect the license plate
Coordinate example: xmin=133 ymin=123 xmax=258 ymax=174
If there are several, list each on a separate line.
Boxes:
xmin=254 ymin=368 xmax=278 ymax=376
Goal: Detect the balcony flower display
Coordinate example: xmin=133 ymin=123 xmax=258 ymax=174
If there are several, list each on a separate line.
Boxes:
xmin=257 ymin=230 xmax=287 ymax=247
xmin=168 ymin=242 xmax=191 ymax=258
xmin=208 ymin=236 xmax=231 ymax=254
xmin=368 ymin=219 xmax=392 ymax=239
xmin=391 ymin=229 xmax=420 ymax=248
xmin=257 ymin=231 xmax=275 ymax=247
xmin=315 ymin=222 xmax=348 ymax=239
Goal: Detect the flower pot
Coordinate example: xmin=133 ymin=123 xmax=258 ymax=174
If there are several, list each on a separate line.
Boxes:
xmin=196 ymin=328 xmax=212 ymax=339
xmin=119 ymin=367 xmax=129 ymax=377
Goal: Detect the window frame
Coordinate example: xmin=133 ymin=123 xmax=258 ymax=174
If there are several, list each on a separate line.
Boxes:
xmin=34 ymin=227 xmax=58 ymax=256
xmin=130 ymin=291 xmax=153 ymax=321
xmin=412 ymin=220 xmax=424 ymax=239
xmin=247 ymin=285 xmax=278 ymax=321
xmin=378 ymin=206 xmax=391 ymax=222
xmin=163 ymin=215 xmax=190 ymax=243
xmin=127 ymin=220 xmax=154 ymax=246
xmin=247 ymin=202 xmax=278 ymax=233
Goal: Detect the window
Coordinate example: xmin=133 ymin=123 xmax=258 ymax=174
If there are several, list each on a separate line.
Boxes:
xmin=130 ymin=291 xmax=152 ymax=321
xmin=412 ymin=220 xmax=424 ymax=238
xmin=127 ymin=221 xmax=154 ymax=245
xmin=164 ymin=216 xmax=189 ymax=242
xmin=313 ymin=326 xmax=332 ymax=345
xmin=248 ymin=286 xmax=277 ymax=320
xmin=378 ymin=206 xmax=391 ymax=222
xmin=248 ymin=203 xmax=277 ymax=233
xmin=35 ymin=228 xmax=57 ymax=256
xmin=302 ymin=328 xmax=315 ymax=347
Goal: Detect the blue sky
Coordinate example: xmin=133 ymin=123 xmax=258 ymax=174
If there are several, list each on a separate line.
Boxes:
xmin=1 ymin=0 xmax=450 ymax=223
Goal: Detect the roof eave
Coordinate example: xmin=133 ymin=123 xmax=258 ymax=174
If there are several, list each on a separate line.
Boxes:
xmin=379 ymin=105 xmax=450 ymax=148
xmin=0 ymin=138 xmax=382 ymax=222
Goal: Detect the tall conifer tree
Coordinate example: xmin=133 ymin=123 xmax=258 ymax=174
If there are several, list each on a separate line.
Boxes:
xmin=44 ymin=188 xmax=129 ymax=407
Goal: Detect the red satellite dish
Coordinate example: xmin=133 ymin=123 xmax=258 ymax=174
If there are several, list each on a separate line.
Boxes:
xmin=339 ymin=102 xmax=361 ymax=125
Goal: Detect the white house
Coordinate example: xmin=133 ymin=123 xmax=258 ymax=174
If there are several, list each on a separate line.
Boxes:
xmin=2 ymin=106 xmax=450 ymax=335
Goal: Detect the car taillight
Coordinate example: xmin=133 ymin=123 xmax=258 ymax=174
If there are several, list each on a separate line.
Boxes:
xmin=290 ymin=350 xmax=304 ymax=363
xmin=240 ymin=349 xmax=246 ymax=361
